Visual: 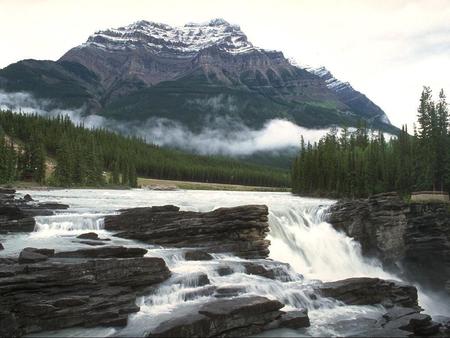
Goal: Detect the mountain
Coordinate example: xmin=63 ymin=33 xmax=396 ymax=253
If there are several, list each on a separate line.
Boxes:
xmin=0 ymin=19 xmax=396 ymax=134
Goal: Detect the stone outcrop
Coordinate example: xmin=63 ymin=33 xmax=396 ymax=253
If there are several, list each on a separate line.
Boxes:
xmin=318 ymin=277 xmax=418 ymax=308
xmin=0 ymin=189 xmax=69 ymax=233
xmin=327 ymin=192 xmax=450 ymax=294
xmin=0 ymin=245 xmax=171 ymax=337
xmin=147 ymin=296 xmax=288 ymax=338
xmin=104 ymin=205 xmax=270 ymax=258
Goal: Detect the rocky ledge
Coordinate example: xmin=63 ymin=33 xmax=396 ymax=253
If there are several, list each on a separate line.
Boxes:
xmin=327 ymin=192 xmax=450 ymax=295
xmin=104 ymin=205 xmax=270 ymax=258
xmin=0 ymin=245 xmax=171 ymax=337
xmin=0 ymin=188 xmax=69 ymax=233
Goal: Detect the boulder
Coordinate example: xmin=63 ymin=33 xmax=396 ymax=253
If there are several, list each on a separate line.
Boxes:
xmin=216 ymin=265 xmax=234 ymax=276
xmin=147 ymin=296 xmax=284 ymax=337
xmin=0 ymin=243 xmax=3 ymax=251
xmin=18 ymin=247 xmax=53 ymax=264
xmin=243 ymin=262 xmax=275 ymax=279
xmin=278 ymin=309 xmax=310 ymax=329
xmin=318 ymin=277 xmax=418 ymax=308
xmin=76 ymin=232 xmax=100 ymax=240
xmin=0 ymin=246 xmax=171 ymax=336
xmin=184 ymin=250 xmax=213 ymax=261
xmin=104 ymin=205 xmax=270 ymax=258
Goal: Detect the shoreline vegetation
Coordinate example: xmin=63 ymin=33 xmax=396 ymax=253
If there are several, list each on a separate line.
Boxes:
xmin=292 ymin=87 xmax=449 ymax=198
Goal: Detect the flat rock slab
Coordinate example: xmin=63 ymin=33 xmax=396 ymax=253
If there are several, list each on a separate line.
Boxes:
xmin=319 ymin=277 xmax=418 ymax=308
xmin=0 ymin=246 xmax=171 ymax=337
xmin=147 ymin=296 xmax=285 ymax=338
xmin=53 ymin=246 xmax=148 ymax=258
xmin=104 ymin=204 xmax=270 ymax=259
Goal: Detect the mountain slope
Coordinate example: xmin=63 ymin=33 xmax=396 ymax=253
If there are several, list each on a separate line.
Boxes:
xmin=0 ymin=18 xmax=395 ymax=133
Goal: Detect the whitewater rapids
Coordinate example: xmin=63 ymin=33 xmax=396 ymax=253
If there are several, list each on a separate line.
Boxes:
xmin=0 ymin=189 xmax=444 ymax=337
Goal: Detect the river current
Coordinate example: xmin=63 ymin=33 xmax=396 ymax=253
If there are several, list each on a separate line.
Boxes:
xmin=0 ymin=189 xmax=446 ymax=337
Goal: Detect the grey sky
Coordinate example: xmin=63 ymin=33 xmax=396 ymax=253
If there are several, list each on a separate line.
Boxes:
xmin=0 ymin=0 xmax=449 ymax=128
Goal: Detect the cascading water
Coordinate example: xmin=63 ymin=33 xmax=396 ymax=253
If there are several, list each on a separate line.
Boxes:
xmin=1 ymin=189 xmax=445 ymax=337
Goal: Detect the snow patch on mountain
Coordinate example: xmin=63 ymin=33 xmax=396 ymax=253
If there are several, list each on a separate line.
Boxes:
xmin=306 ymin=66 xmax=353 ymax=93
xmin=83 ymin=18 xmax=257 ymax=55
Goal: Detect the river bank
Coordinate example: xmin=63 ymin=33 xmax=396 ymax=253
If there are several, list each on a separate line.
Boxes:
xmin=1 ymin=177 xmax=291 ymax=192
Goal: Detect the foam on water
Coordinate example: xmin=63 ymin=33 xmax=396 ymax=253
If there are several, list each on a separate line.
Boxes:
xmin=2 ymin=188 xmax=446 ymax=337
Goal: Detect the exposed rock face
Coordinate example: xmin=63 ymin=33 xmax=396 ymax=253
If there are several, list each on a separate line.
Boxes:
xmin=104 ymin=205 xmax=270 ymax=258
xmin=147 ymin=296 xmax=285 ymax=337
xmin=0 ymin=189 xmax=69 ymax=233
xmin=0 ymin=246 xmax=171 ymax=337
xmin=327 ymin=192 xmax=450 ymax=294
xmin=318 ymin=277 xmax=418 ymax=308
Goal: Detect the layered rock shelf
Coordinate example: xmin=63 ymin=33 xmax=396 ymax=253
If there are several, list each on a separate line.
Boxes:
xmin=0 ymin=246 xmax=171 ymax=336
xmin=104 ymin=205 xmax=270 ymax=258
xmin=0 ymin=188 xmax=69 ymax=233
xmin=327 ymin=192 xmax=450 ymax=295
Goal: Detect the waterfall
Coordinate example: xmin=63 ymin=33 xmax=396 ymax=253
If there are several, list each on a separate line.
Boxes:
xmin=34 ymin=213 xmax=106 ymax=233
xmin=267 ymin=205 xmax=394 ymax=281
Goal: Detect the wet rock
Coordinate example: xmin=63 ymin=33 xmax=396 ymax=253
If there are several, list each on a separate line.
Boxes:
xmin=104 ymin=204 xmax=270 ymax=258
xmin=184 ymin=250 xmax=213 ymax=261
xmin=23 ymin=194 xmax=33 ymax=202
xmin=327 ymin=192 xmax=450 ymax=294
xmin=0 ymin=191 xmax=69 ymax=233
xmin=383 ymin=313 xmax=432 ymax=332
xmin=77 ymin=232 xmax=100 ymax=240
xmin=0 ymin=246 xmax=171 ymax=336
xmin=214 ymin=286 xmax=246 ymax=298
xmin=77 ymin=240 xmax=106 ymax=246
xmin=278 ymin=309 xmax=310 ymax=329
xmin=148 ymin=296 xmax=284 ymax=337
xmin=216 ymin=265 xmax=234 ymax=276
xmin=318 ymin=277 xmax=418 ymax=308
xmin=18 ymin=248 xmax=52 ymax=264
xmin=0 ymin=243 xmax=3 ymax=250
xmin=54 ymin=245 xmax=147 ymax=258
xmin=243 ymin=262 xmax=275 ymax=279
xmin=183 ymin=286 xmax=216 ymax=301
xmin=0 ymin=188 xmax=15 ymax=195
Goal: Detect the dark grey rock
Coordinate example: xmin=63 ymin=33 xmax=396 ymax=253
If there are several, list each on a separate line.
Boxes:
xmin=214 ymin=286 xmax=246 ymax=298
xmin=278 ymin=309 xmax=310 ymax=329
xmin=18 ymin=249 xmax=49 ymax=264
xmin=327 ymin=193 xmax=450 ymax=295
xmin=148 ymin=296 xmax=284 ymax=338
xmin=104 ymin=205 xmax=270 ymax=259
xmin=54 ymin=246 xmax=147 ymax=258
xmin=184 ymin=250 xmax=213 ymax=261
xmin=76 ymin=232 xmax=100 ymax=240
xmin=216 ymin=265 xmax=234 ymax=276
xmin=0 ymin=246 xmax=171 ymax=336
xmin=318 ymin=277 xmax=418 ymax=308
xmin=0 ymin=243 xmax=3 ymax=250
xmin=243 ymin=262 xmax=275 ymax=279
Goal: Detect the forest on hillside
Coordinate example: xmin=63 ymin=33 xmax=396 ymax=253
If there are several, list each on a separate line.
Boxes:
xmin=292 ymin=87 xmax=449 ymax=198
xmin=0 ymin=110 xmax=290 ymax=188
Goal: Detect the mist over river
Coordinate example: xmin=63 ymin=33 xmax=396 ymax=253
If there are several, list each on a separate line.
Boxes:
xmin=0 ymin=189 xmax=447 ymax=337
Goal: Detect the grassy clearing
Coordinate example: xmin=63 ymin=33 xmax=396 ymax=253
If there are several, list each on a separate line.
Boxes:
xmin=138 ymin=177 xmax=291 ymax=192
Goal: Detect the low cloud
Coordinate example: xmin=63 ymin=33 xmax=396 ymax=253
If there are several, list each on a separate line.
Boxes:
xmin=0 ymin=90 xmax=333 ymax=156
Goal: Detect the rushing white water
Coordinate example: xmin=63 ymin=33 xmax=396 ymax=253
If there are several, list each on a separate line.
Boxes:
xmin=0 ymin=189 xmax=446 ymax=337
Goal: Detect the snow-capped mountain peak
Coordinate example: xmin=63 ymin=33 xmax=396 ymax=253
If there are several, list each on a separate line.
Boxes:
xmin=84 ymin=18 xmax=254 ymax=55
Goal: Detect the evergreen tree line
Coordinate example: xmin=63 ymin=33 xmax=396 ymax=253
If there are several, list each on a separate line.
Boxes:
xmin=292 ymin=87 xmax=449 ymax=197
xmin=0 ymin=110 xmax=290 ymax=187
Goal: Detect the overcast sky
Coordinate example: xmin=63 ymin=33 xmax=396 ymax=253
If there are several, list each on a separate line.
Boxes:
xmin=0 ymin=0 xmax=449 ymax=128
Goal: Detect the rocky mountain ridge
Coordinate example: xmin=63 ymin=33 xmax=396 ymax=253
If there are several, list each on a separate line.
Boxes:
xmin=0 ymin=18 xmax=396 ymax=134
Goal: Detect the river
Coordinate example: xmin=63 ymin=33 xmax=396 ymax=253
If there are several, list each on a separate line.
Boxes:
xmin=0 ymin=189 xmax=445 ymax=337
